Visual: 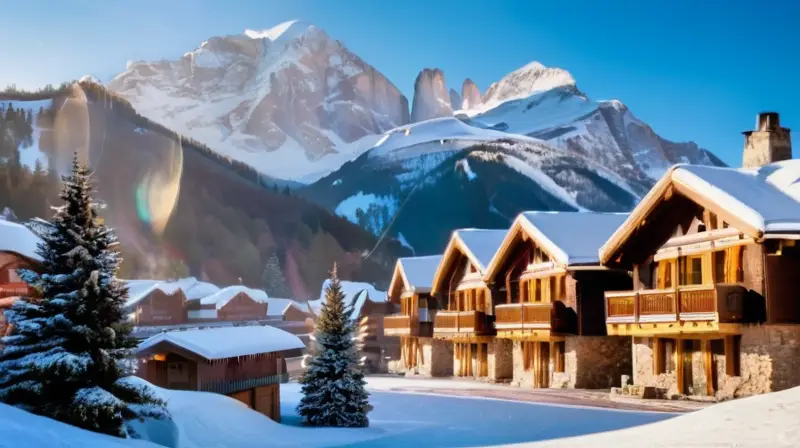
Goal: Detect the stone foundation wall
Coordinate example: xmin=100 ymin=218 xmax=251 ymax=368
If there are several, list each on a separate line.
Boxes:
xmin=633 ymin=325 xmax=800 ymax=399
xmin=414 ymin=338 xmax=453 ymax=377
xmin=489 ymin=338 xmax=513 ymax=382
xmin=567 ymin=336 xmax=632 ymax=389
xmin=511 ymin=341 xmax=534 ymax=387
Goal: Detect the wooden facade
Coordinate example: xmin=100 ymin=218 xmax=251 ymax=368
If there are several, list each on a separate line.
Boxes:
xmin=127 ymin=288 xmax=187 ymax=326
xmin=483 ymin=213 xmax=632 ymax=388
xmin=136 ymin=328 xmax=303 ymax=422
xmin=0 ymin=251 xmax=39 ymax=338
xmin=601 ymin=169 xmax=800 ymax=397
xmin=430 ymin=230 xmax=507 ymax=380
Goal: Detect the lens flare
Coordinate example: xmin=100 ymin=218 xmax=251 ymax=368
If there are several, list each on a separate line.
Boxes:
xmin=134 ymin=137 xmax=184 ymax=236
xmin=53 ymin=84 xmax=91 ymax=175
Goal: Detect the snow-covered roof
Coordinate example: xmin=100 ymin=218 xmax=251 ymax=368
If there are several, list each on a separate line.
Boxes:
xmin=137 ymin=325 xmax=304 ymax=360
xmin=308 ymin=280 xmax=387 ymax=320
xmin=0 ymin=219 xmax=42 ymax=262
xmin=265 ymin=298 xmax=307 ymax=316
xmin=454 ymin=229 xmax=508 ymax=271
xmin=124 ymin=277 xmax=221 ymax=309
xmin=199 ymin=286 xmax=268 ymax=309
xmin=600 ymin=160 xmax=800 ymax=263
xmin=516 ymin=211 xmax=629 ymax=266
xmin=394 ymin=255 xmax=442 ymax=294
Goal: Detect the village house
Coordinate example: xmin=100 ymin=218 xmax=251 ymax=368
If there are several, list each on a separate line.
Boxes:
xmin=600 ymin=112 xmax=800 ymax=399
xmin=136 ymin=326 xmax=304 ymax=421
xmin=383 ymin=255 xmax=452 ymax=376
xmin=482 ymin=212 xmax=633 ymax=388
xmin=0 ymin=220 xmax=41 ymax=337
xmin=430 ymin=229 xmax=509 ymax=381
xmin=186 ymin=285 xmax=269 ymax=322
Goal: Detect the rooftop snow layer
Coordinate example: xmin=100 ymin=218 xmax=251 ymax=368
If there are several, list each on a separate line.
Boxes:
xmin=309 ymin=280 xmax=387 ymax=320
xmin=124 ymin=277 xmax=221 ymax=308
xmin=137 ymin=325 xmax=304 ymax=360
xmin=0 ymin=219 xmax=43 ymax=261
xmin=674 ymin=161 xmax=800 ymax=234
xmin=456 ymin=229 xmax=508 ymax=271
xmin=520 ymin=212 xmax=629 ymax=265
xmin=398 ymin=255 xmax=443 ymax=291
xmin=265 ymin=297 xmax=308 ymax=316
xmin=199 ymin=285 xmax=268 ymax=309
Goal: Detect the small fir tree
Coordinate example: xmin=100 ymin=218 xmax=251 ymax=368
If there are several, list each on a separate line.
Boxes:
xmin=297 ymin=263 xmax=370 ymax=427
xmin=261 ymin=253 xmax=291 ymax=297
xmin=0 ymin=154 xmax=167 ymax=437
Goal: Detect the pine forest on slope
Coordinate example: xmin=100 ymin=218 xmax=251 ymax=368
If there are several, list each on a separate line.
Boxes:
xmin=0 ymin=81 xmax=405 ymax=298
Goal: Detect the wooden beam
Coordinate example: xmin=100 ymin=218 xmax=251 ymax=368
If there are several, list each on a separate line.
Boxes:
xmin=704 ymin=339 xmax=713 ymax=396
xmin=676 ymin=340 xmax=684 ymax=395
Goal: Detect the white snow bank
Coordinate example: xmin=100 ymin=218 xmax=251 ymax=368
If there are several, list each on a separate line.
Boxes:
xmin=137 ymin=325 xmax=304 ymax=360
xmin=265 ymin=297 xmax=307 ymax=316
xmin=522 ymin=385 xmax=800 ymax=448
xmin=0 ymin=219 xmax=42 ymax=261
xmin=0 ymin=400 xmax=156 ymax=447
xmin=199 ymin=285 xmax=268 ymax=309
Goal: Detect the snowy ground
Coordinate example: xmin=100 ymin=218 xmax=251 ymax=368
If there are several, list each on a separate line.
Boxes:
xmin=8 ymin=376 xmax=799 ymax=447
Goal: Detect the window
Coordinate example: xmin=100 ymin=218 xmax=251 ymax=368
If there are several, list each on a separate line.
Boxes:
xmin=655 ymin=338 xmax=676 ymax=374
xmin=657 ymin=260 xmax=674 ymax=289
xmin=714 ymin=250 xmax=726 ymax=284
xmin=554 ymin=341 xmax=565 ymax=373
xmin=682 ymin=256 xmax=703 ymax=285
xmin=533 ymin=279 xmax=542 ymax=302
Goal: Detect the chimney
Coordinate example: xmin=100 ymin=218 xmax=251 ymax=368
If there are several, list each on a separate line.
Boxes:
xmin=742 ymin=112 xmax=792 ymax=168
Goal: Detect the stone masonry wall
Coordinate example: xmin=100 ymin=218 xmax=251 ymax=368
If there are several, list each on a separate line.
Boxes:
xmin=489 ymin=338 xmax=513 ymax=382
xmin=632 ymin=337 xmax=679 ymax=396
xmin=511 ymin=341 xmax=534 ymax=388
xmin=413 ymin=338 xmax=453 ymax=377
xmin=567 ymin=336 xmax=632 ymax=389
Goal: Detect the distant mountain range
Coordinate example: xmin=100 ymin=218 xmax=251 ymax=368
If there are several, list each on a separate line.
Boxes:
xmin=105 ymin=20 xmax=724 ymax=254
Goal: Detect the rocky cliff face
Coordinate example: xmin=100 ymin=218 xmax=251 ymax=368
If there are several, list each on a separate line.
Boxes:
xmin=461 ymin=79 xmax=482 ymax=111
xmin=108 ymin=20 xmax=409 ymax=183
xmin=409 ymin=68 xmax=453 ymax=122
xmin=449 ymin=88 xmax=462 ymax=110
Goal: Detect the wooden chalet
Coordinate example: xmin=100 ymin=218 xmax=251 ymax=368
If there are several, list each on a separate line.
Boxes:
xmin=600 ymin=113 xmax=800 ymax=398
xmin=137 ymin=326 xmax=304 ymax=421
xmin=186 ymin=286 xmax=269 ymax=322
xmin=383 ymin=255 xmax=452 ymax=376
xmin=0 ymin=220 xmax=42 ymax=337
xmin=483 ymin=212 xmax=633 ymax=389
xmin=430 ymin=229 xmax=509 ymax=381
xmin=125 ymin=284 xmax=187 ymax=326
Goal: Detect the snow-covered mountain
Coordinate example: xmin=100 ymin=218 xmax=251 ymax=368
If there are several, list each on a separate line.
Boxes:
xmin=108 ymin=20 xmax=408 ymax=183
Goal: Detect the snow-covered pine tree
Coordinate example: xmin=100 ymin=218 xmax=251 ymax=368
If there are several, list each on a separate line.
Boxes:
xmin=261 ymin=253 xmax=291 ymax=297
xmin=297 ymin=263 xmax=370 ymax=427
xmin=0 ymin=154 xmax=167 ymax=437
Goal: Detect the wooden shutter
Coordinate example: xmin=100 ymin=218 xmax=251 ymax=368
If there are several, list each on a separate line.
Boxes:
xmin=541 ymin=276 xmax=551 ymax=303
xmin=702 ymin=252 xmax=714 ymax=285
xmin=725 ymin=246 xmax=742 ymax=283
xmin=657 ymin=262 xmax=666 ymax=289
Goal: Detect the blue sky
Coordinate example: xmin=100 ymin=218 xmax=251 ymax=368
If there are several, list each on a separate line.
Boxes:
xmin=1 ymin=0 xmax=798 ymax=166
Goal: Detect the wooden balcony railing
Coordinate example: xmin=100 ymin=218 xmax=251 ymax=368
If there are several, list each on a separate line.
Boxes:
xmin=495 ymin=302 xmax=563 ymax=332
xmin=605 ymin=283 xmax=746 ymax=328
xmin=0 ymin=283 xmax=35 ymax=300
xmin=383 ymin=314 xmax=419 ymax=337
xmin=433 ymin=310 xmax=493 ymax=337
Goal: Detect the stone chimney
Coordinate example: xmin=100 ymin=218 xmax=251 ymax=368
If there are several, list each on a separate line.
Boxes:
xmin=742 ymin=112 xmax=792 ymax=168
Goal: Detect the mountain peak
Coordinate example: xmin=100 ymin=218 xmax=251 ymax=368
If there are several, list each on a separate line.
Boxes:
xmin=243 ymin=20 xmax=314 ymax=42
xmin=478 ymin=61 xmax=576 ymax=113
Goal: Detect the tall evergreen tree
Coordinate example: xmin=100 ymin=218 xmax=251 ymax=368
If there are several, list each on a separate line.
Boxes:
xmin=297 ymin=263 xmax=370 ymax=427
xmin=0 ymin=154 xmax=167 ymax=437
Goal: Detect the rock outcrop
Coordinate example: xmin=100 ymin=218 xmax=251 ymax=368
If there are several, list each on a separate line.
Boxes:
xmin=410 ymin=68 xmax=453 ymax=122
xmin=460 ymin=78 xmax=482 ymax=110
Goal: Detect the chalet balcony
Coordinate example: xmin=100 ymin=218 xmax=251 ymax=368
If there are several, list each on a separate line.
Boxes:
xmin=383 ymin=314 xmax=433 ymax=338
xmin=494 ymin=302 xmax=571 ymax=334
xmin=0 ymin=283 xmax=35 ymax=300
xmin=433 ymin=310 xmax=494 ymax=338
xmin=605 ymin=283 xmax=747 ymax=335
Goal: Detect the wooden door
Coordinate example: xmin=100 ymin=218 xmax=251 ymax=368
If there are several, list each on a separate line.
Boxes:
xmin=681 ymin=340 xmax=694 ymax=395
xmin=538 ymin=342 xmax=550 ymax=388
xmin=254 ymin=385 xmax=278 ymax=421
xmin=229 ymin=389 xmax=254 ymax=408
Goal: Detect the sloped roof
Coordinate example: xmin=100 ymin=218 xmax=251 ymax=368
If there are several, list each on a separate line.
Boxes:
xmin=519 ymin=211 xmax=629 ymax=265
xmin=199 ymin=286 xmax=268 ymax=309
xmin=308 ymin=280 xmax=387 ymax=321
xmin=455 ymin=229 xmax=508 ymax=271
xmin=396 ymin=255 xmax=442 ymax=293
xmin=600 ymin=160 xmax=800 ymax=263
xmin=124 ymin=277 xmax=221 ymax=309
xmin=265 ymin=297 xmax=307 ymax=316
xmin=137 ymin=325 xmax=304 ymax=360
xmin=0 ymin=220 xmax=43 ymax=262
